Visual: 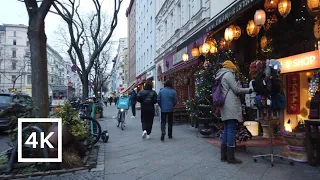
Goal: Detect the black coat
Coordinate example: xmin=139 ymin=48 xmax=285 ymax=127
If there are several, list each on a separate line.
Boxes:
xmin=136 ymin=90 xmax=157 ymax=111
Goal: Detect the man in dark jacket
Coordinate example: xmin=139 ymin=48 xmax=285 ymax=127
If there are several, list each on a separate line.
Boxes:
xmin=136 ymin=81 xmax=157 ymax=139
xmin=130 ymin=89 xmax=137 ymax=118
xmin=157 ymin=80 xmax=178 ymax=141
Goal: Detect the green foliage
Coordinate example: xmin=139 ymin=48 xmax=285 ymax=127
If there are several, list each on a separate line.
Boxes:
xmin=54 ymin=101 xmax=87 ymax=139
xmin=0 ymin=154 xmax=8 ymax=165
xmin=62 ymin=148 xmax=83 ymax=168
xmin=95 ymin=104 xmax=103 ymax=114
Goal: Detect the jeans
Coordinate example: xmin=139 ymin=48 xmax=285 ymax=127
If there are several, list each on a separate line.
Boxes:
xmin=131 ymin=103 xmax=136 ymax=116
xmin=141 ymin=109 xmax=154 ymax=135
xmin=161 ymin=112 xmax=173 ymax=137
xmin=221 ymin=119 xmax=238 ymax=147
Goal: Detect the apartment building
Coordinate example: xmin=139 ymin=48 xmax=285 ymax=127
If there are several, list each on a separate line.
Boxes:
xmin=114 ymin=37 xmax=128 ymax=92
xmin=0 ymin=24 xmax=73 ymax=96
xmin=135 ymin=0 xmax=156 ymax=90
xmin=126 ymin=0 xmax=136 ymax=91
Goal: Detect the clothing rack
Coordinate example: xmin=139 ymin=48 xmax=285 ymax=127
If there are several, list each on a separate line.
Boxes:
xmin=253 ymin=109 xmax=294 ymax=166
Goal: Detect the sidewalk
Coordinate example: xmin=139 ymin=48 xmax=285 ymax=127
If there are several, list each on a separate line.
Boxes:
xmin=41 ymin=105 xmax=320 ymax=180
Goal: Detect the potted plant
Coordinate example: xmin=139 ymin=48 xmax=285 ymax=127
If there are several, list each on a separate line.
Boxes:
xmin=280 ymin=120 xmax=307 ymax=162
xmin=95 ymin=105 xmax=103 ymax=119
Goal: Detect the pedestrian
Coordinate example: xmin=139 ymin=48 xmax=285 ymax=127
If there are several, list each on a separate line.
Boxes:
xmin=109 ymin=96 xmax=113 ymax=106
xmin=136 ymin=81 xmax=157 ymax=139
xmin=114 ymin=96 xmax=118 ymax=105
xmin=215 ymin=60 xmax=253 ymax=164
xmin=130 ymin=89 xmax=137 ymax=118
xmin=157 ymin=80 xmax=177 ymax=141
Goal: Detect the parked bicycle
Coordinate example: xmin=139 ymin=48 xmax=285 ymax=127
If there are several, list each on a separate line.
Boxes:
xmin=78 ymin=102 xmax=102 ymax=146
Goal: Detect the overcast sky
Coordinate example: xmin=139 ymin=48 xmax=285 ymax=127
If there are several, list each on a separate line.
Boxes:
xmin=0 ymin=0 xmax=129 ymax=62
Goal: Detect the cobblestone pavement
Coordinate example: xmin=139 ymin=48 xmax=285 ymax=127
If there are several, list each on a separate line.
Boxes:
xmin=39 ymin=104 xmax=320 ymax=180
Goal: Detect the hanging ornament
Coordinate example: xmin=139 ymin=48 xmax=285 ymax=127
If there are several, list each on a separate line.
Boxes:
xmin=224 ymin=25 xmax=236 ymax=42
xmin=246 ymin=20 xmax=260 ymax=37
xmin=233 ymin=26 xmax=242 ymax=40
xmin=209 ymin=39 xmax=218 ymax=54
xmin=254 ymin=9 xmax=266 ymax=27
xmin=314 ymin=19 xmax=320 ymax=39
xmin=192 ymin=43 xmax=199 ymax=57
xmin=182 ymin=53 xmax=189 ymax=62
xmin=278 ymin=0 xmax=291 ymax=18
xmin=306 ymin=0 xmax=320 ymax=16
xmin=199 ymin=44 xmax=204 ymax=54
xmin=264 ymin=0 xmax=280 ymax=13
xmin=202 ymin=42 xmax=211 ymax=54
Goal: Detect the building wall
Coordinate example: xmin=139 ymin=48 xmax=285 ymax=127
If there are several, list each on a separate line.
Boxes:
xmin=123 ymin=49 xmax=129 ymax=87
xmin=114 ymin=38 xmax=128 ymax=92
xmin=127 ymin=0 xmax=136 ymax=87
xmin=0 ymin=24 xmax=71 ymax=96
xmin=135 ymin=0 xmax=156 ymax=76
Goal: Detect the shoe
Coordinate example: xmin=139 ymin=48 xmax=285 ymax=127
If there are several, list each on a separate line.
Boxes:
xmin=227 ymin=146 xmax=242 ymax=164
xmin=161 ymin=133 xmax=165 ymax=141
xmin=221 ymin=144 xmax=227 ymax=162
xmin=131 ymin=116 xmax=135 ymax=118
xmin=142 ymin=130 xmax=147 ymax=138
xmin=168 ymin=136 xmax=172 ymax=139
xmin=146 ymin=135 xmax=150 ymax=139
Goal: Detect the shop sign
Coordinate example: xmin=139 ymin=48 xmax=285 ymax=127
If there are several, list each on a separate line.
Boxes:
xmin=205 ymin=0 xmax=255 ymax=32
xmin=146 ymin=71 xmax=153 ymax=79
xmin=52 ymin=100 xmax=66 ymax=107
xmin=173 ymin=47 xmax=187 ymax=65
xmin=136 ymin=73 xmax=146 ymax=84
xmin=287 ymin=74 xmax=300 ymax=114
xmin=279 ymin=50 xmax=320 ymax=73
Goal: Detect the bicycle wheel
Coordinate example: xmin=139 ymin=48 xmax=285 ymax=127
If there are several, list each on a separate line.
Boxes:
xmin=81 ymin=116 xmax=102 ymax=146
xmin=121 ymin=112 xmax=125 ymax=130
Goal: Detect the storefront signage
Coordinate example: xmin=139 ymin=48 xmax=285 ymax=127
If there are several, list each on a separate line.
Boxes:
xmin=136 ymin=73 xmax=146 ymax=84
xmin=205 ymin=0 xmax=255 ymax=32
xmin=279 ymin=50 xmax=320 ymax=73
xmin=146 ymin=71 xmax=153 ymax=79
xmin=173 ymin=47 xmax=187 ymax=65
xmin=52 ymin=100 xmax=66 ymax=107
xmin=287 ymin=74 xmax=300 ymax=114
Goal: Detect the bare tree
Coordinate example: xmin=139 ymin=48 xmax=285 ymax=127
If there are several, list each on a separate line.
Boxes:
xmin=90 ymin=50 xmax=113 ymax=97
xmin=19 ymin=0 xmax=54 ymax=118
xmin=0 ymin=59 xmax=29 ymax=90
xmin=52 ymin=0 xmax=123 ymax=100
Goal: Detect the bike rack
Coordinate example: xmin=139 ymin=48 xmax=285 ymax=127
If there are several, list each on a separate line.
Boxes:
xmin=7 ymin=125 xmax=50 ymax=173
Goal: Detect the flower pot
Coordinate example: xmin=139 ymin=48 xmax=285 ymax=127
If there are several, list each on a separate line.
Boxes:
xmin=260 ymin=118 xmax=279 ymax=138
xmin=288 ymin=145 xmax=308 ymax=162
xmin=283 ymin=135 xmax=306 ymax=147
xmin=48 ymin=124 xmax=72 ymax=146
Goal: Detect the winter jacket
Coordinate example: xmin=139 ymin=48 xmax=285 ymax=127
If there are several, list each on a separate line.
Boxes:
xmin=130 ymin=90 xmax=137 ymax=104
xmin=157 ymin=87 xmax=178 ymax=112
xmin=136 ymin=90 xmax=157 ymax=111
xmin=215 ymin=68 xmax=251 ymax=122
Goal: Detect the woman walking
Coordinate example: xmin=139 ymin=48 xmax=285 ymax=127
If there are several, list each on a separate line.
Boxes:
xmin=136 ymin=81 xmax=157 ymax=139
xmin=215 ymin=60 xmax=253 ymax=164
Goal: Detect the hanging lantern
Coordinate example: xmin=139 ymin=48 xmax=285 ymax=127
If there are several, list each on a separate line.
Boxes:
xmin=278 ymin=0 xmax=291 ymax=17
xmin=260 ymin=36 xmax=268 ymax=50
xmin=192 ymin=43 xmax=199 ymax=57
xmin=182 ymin=53 xmax=189 ymax=62
xmin=246 ymin=20 xmax=260 ymax=37
xmin=224 ymin=27 xmax=234 ymax=42
xmin=314 ymin=19 xmax=320 ymax=39
xmin=307 ymin=0 xmax=320 ymax=16
xmin=202 ymin=42 xmax=211 ymax=54
xmin=254 ymin=10 xmax=266 ymax=27
xmin=199 ymin=44 xmax=204 ymax=54
xmin=264 ymin=0 xmax=280 ymax=13
xmin=233 ymin=26 xmax=242 ymax=40
xmin=210 ymin=46 xmax=218 ymax=54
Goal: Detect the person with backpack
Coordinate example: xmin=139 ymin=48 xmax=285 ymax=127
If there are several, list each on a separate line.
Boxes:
xmin=136 ymin=81 xmax=157 ymax=139
xmin=157 ymin=80 xmax=178 ymax=141
xmin=215 ymin=60 xmax=253 ymax=164
xmin=130 ymin=89 xmax=137 ymax=118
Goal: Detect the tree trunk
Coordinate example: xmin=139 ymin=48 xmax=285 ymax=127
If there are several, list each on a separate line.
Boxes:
xmin=28 ymin=20 xmax=49 ymax=118
xmin=82 ymin=71 xmax=89 ymax=101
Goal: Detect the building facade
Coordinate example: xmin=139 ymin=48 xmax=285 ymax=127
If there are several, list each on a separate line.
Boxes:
xmin=123 ymin=49 xmax=129 ymax=88
xmin=135 ymin=0 xmax=156 ymax=90
xmin=154 ymin=0 xmax=210 ymax=93
xmin=114 ymin=37 xmax=128 ymax=92
xmin=0 ymin=24 xmax=73 ymax=96
xmin=126 ymin=0 xmax=136 ymax=91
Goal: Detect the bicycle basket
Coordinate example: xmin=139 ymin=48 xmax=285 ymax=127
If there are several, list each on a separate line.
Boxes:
xmin=117 ymin=97 xmax=130 ymax=110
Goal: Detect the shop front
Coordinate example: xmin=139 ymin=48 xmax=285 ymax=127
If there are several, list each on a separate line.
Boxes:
xmin=146 ymin=68 xmax=155 ymax=90
xmin=135 ymin=73 xmax=146 ymax=92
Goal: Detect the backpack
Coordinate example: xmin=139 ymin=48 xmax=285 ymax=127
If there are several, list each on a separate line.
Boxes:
xmin=117 ymin=97 xmax=130 ymax=110
xmin=212 ymin=72 xmax=229 ymax=107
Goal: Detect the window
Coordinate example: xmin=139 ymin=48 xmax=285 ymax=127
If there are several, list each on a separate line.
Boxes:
xmin=150 ymin=17 xmax=152 ymax=33
xmin=13 ymin=39 xmax=16 ymax=45
xmin=27 ymin=75 xmax=31 ymax=84
xmin=11 ymin=75 xmax=16 ymax=83
xmin=26 ymin=41 xmax=29 ymax=46
xmin=51 ymin=78 xmax=54 ymax=83
xmin=12 ymin=62 xmax=16 ymax=70
xmin=51 ymin=67 xmax=54 ymax=72
xmin=0 ymin=75 xmax=1 ymax=84
xmin=27 ymin=63 xmax=31 ymax=71
xmin=13 ymin=31 xmax=16 ymax=37
xmin=188 ymin=4 xmax=191 ymax=19
xmin=12 ymin=50 xmax=16 ymax=58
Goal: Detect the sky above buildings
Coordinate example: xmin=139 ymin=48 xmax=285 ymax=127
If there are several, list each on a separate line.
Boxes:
xmin=0 ymin=0 xmax=129 ymax=64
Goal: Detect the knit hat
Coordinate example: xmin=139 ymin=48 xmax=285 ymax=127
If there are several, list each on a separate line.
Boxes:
xmin=223 ymin=60 xmax=237 ymax=71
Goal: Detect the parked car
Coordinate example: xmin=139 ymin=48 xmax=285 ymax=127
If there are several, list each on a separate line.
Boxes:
xmin=0 ymin=93 xmax=32 ymax=131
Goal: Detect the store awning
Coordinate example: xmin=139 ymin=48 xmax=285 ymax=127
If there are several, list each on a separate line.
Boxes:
xmin=163 ymin=58 xmax=199 ymax=75
xmin=124 ymin=82 xmax=136 ymax=92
